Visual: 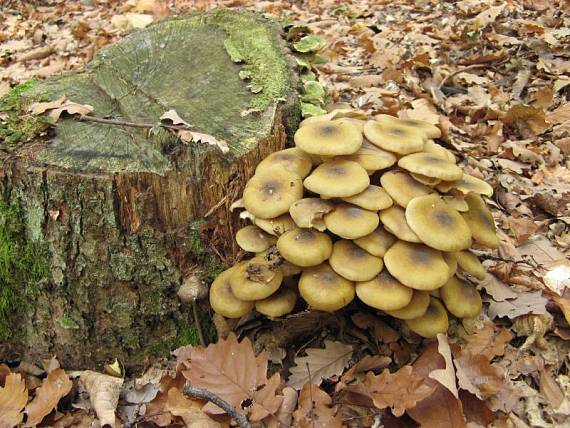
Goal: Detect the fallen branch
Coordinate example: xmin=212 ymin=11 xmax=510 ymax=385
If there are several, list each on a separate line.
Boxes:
xmin=77 ymin=114 xmax=189 ymax=132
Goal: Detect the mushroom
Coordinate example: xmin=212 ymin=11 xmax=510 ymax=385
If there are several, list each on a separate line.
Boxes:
xmin=289 ymin=198 xmax=335 ymax=231
xmin=437 ymin=174 xmax=493 ymax=197
xmin=406 ymin=298 xmax=449 ymax=338
xmin=442 ymin=194 xmax=469 ymax=212
xmin=299 ymin=262 xmax=355 ymax=312
xmin=456 ymin=250 xmax=486 ymax=280
xmin=294 ymin=120 xmax=363 ymax=156
xmin=342 ymin=185 xmax=393 ymax=211
xmin=243 ymin=167 xmax=303 ymax=219
xmin=336 ymin=143 xmax=397 ymax=173
xmin=230 ymin=258 xmax=283 ymax=301
xmin=375 ymin=114 xmax=442 ymax=139
xmin=385 ymin=290 xmax=430 ymax=320
xmin=384 ymin=241 xmax=449 ymax=290
xmin=254 ymin=214 xmax=296 ymax=236
xmin=303 ymin=159 xmax=369 ymax=198
xmin=329 ymin=240 xmax=384 ymax=282
xmin=380 ymin=170 xmax=433 ymax=208
xmin=443 ymin=252 xmax=458 ymax=279
xmin=324 ymin=203 xmax=379 ymax=239
xmin=235 ymin=225 xmax=277 ymax=253
xmin=423 ymin=139 xmax=455 ymax=162
xmin=363 ymin=120 xmax=426 ymax=154
xmin=210 ymin=265 xmax=255 ymax=318
xmin=277 ymin=228 xmax=333 ymax=267
xmin=255 ymin=148 xmax=313 ymax=178
xmin=255 ymin=288 xmax=297 ymax=318
xmin=353 ymin=226 xmax=396 ymax=257
xmin=356 ymin=269 xmax=413 ymax=311
xmin=410 ymin=173 xmax=441 ymax=187
xmin=398 ymin=152 xmax=463 ymax=181
xmin=462 ymin=193 xmax=499 ymax=249
xmin=379 ymin=206 xmax=422 ymax=243
xmin=405 ymin=194 xmax=472 ymax=251
xmin=334 ymin=117 xmax=367 ymax=132
xmin=440 ymin=276 xmax=482 ymax=318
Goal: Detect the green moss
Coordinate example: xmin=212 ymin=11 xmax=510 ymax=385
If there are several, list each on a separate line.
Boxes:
xmin=0 ymin=80 xmax=37 ymax=111
xmin=56 ymin=316 xmax=80 ymax=330
xmin=188 ymin=220 xmax=226 ymax=282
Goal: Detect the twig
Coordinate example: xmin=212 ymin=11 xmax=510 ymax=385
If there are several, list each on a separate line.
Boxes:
xmin=204 ymin=195 xmax=229 ymax=218
xmin=183 ymin=382 xmax=252 ymax=428
xmin=192 ymin=300 xmax=206 ymax=347
xmin=77 ymin=114 xmax=188 ymax=131
xmin=437 ymin=64 xmax=487 ymax=90
xmin=478 ymin=253 xmax=540 ymax=269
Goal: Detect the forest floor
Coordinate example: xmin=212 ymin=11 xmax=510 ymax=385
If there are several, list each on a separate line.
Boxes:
xmin=1 ymin=0 xmax=569 ymax=427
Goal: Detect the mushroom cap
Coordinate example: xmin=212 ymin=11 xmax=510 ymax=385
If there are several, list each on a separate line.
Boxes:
xmin=304 ymin=160 xmax=369 ymax=198
xmin=398 ymin=153 xmax=463 ymax=181
xmin=299 ymin=108 xmax=368 ymax=128
xmin=342 ymin=185 xmax=393 ymax=211
xmin=289 ymin=198 xmax=335 ymax=231
xmin=277 ymin=228 xmax=333 ymax=267
xmin=230 ymin=258 xmax=283 ymax=301
xmin=254 ymin=214 xmax=296 ymax=236
xmin=356 ymin=269 xmax=413 ymax=311
xmin=324 ymin=203 xmax=380 ymax=239
xmin=379 ymin=206 xmax=422 ymax=243
xmin=363 ymin=120 xmax=426 ymax=155
xmin=456 ymin=250 xmax=486 ymax=280
xmin=353 ymin=226 xmax=396 ymax=257
xmin=210 ymin=266 xmax=255 ymax=318
xmin=380 ymin=170 xmax=433 ymax=208
xmin=385 ymin=290 xmax=430 ymax=319
xmin=280 ymin=261 xmax=303 ymax=277
xmin=443 ymin=252 xmax=458 ymax=279
xmin=410 ymin=173 xmax=441 ymax=187
xmin=255 ymin=288 xmax=297 ymax=318
xmin=299 ymin=262 xmax=355 ymax=312
xmin=255 ymin=148 xmax=313 ymax=178
xmin=462 ymin=193 xmax=499 ymax=249
xmin=334 ymin=117 xmax=367 ymax=132
xmin=243 ymin=167 xmax=303 ymax=219
xmin=335 ymin=144 xmax=397 ymax=173
xmin=438 ymin=174 xmax=494 ymax=197
xmin=405 ymin=194 xmax=472 ymax=251
xmin=375 ymin=114 xmax=442 ymax=139
xmin=384 ymin=241 xmax=449 ymax=290
xmin=423 ymin=139 xmax=455 ymax=163
xmin=236 ymin=225 xmax=277 ymax=253
xmin=442 ymin=195 xmax=469 ymax=212
xmin=406 ymin=298 xmax=449 ymax=338
xmin=440 ymin=276 xmax=482 ymax=318
xmin=329 ymin=240 xmax=384 ymax=282
xmin=294 ymin=120 xmax=363 ymax=156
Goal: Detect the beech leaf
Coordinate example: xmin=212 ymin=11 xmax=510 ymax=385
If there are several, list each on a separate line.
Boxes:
xmin=24 ymin=368 xmax=72 ymax=427
xmin=79 ymin=370 xmax=123 ymax=426
xmin=0 ymin=373 xmax=28 ymax=428
xmin=292 ymin=384 xmax=343 ymax=428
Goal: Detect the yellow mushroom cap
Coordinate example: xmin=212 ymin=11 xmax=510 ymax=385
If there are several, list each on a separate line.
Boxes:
xmin=335 ymin=143 xmax=397 ymax=173
xmin=379 ymin=206 xmax=422 ymax=243
xmin=210 ymin=265 xmax=255 ymax=318
xmin=385 ymin=290 xmax=430 ymax=319
xmin=443 ymin=252 xmax=458 ymax=279
xmin=440 ymin=276 xmax=482 ymax=318
xmin=405 ymin=194 xmax=472 ymax=251
xmin=254 ymin=214 xmax=296 ymax=236
xmin=384 ymin=241 xmax=449 ymax=290
xmin=255 ymin=148 xmax=313 ymax=178
xmin=289 ymin=198 xmax=335 ymax=231
xmin=304 ymin=160 xmax=369 ymax=198
xmin=298 ymin=108 xmax=368 ymax=128
xmin=294 ymin=120 xmax=363 ymax=156
xmin=410 ymin=173 xmax=441 ymax=187
xmin=235 ymin=225 xmax=276 ymax=253
xmin=229 ymin=258 xmax=283 ymax=301
xmin=277 ymin=228 xmax=333 ymax=267
xmin=299 ymin=262 xmax=355 ymax=312
xmin=356 ymin=269 xmax=413 ymax=311
xmin=363 ymin=120 xmax=426 ymax=155
xmin=398 ymin=153 xmax=463 ymax=181
xmin=442 ymin=195 xmax=469 ymax=212
xmin=406 ymin=298 xmax=449 ymax=338
xmin=255 ymin=288 xmax=297 ymax=318
xmin=334 ymin=117 xmax=366 ymax=132
xmin=423 ymin=139 xmax=455 ymax=163
xmin=329 ymin=240 xmax=384 ymax=282
xmin=353 ymin=226 xmax=396 ymax=257
xmin=462 ymin=193 xmax=499 ymax=249
xmin=324 ymin=203 xmax=380 ymax=239
xmin=380 ymin=170 xmax=433 ymax=208
xmin=280 ymin=261 xmax=302 ymax=277
xmin=456 ymin=250 xmax=486 ymax=280
xmin=243 ymin=167 xmax=303 ymax=219
xmin=375 ymin=114 xmax=442 ymax=139
xmin=439 ymin=174 xmax=494 ymax=197
xmin=342 ymin=185 xmax=393 ymax=211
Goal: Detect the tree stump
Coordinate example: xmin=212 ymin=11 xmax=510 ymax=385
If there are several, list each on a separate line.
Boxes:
xmin=0 ymin=10 xmax=299 ymax=369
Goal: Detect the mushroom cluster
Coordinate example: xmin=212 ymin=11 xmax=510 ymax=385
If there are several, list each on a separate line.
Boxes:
xmin=209 ymin=109 xmax=498 ymax=338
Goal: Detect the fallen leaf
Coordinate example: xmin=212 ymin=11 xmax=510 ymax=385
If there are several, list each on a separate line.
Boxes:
xmin=471 ymin=4 xmax=506 ymax=28
xmin=292 ymin=384 xmax=343 ymax=428
xmin=28 ymin=95 xmax=93 ymax=121
xmin=477 ymin=275 xmax=518 ymax=301
xmin=461 ymin=322 xmax=512 ymax=361
xmin=188 ymin=131 xmax=230 ymax=154
xmin=0 ymin=373 xmax=28 ymax=428
xmin=486 ymin=291 xmax=549 ymax=319
xmin=79 ymin=371 xmax=123 ymax=426
xmin=503 ymin=104 xmax=550 ymax=136
xmin=546 ymin=103 xmax=570 ymax=126
xmin=160 ymin=109 xmax=192 ymax=128
xmin=25 ymin=368 xmax=72 ymax=427
xmin=166 ymin=388 xmax=221 ymax=428
xmin=428 ymin=334 xmax=458 ymax=398
xmin=351 ymin=312 xmax=400 ymax=343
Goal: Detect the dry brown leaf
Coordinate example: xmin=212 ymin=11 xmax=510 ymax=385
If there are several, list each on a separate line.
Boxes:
xmin=160 ymin=108 xmax=192 ymax=127
xmin=292 ymin=384 xmax=343 ymax=428
xmin=184 ymin=333 xmax=282 ymax=421
xmin=546 ymin=103 xmax=570 ymax=126
xmin=428 ymin=334 xmax=458 ymax=398
xmin=0 ymin=372 xmax=28 ymax=428
xmin=187 ymin=131 xmax=230 ymax=154
xmin=471 ymin=4 xmax=506 ymax=28
xmin=79 ymin=370 xmax=123 ymax=426
xmin=478 ymin=275 xmax=519 ymax=301
xmin=166 ymin=387 xmax=221 ymax=428
xmin=486 ymin=291 xmax=549 ymax=319
xmin=503 ymin=104 xmax=550 ymax=135
xmin=461 ymin=322 xmax=512 ymax=361
xmin=25 ymin=368 xmax=72 ymax=427
xmin=28 ymin=95 xmax=93 ymax=121
xmin=287 ymin=340 xmax=353 ymax=390
xmin=351 ymin=312 xmax=400 ymax=343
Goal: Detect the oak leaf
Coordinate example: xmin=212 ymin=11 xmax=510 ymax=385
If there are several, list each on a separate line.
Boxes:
xmin=486 ymin=290 xmax=549 ymax=319
xmin=461 ymin=322 xmax=512 ymax=361
xmin=165 ymin=387 xmax=221 ymax=428
xmin=24 ymin=368 xmax=72 ymax=427
xmin=0 ymin=372 xmax=28 ymax=428
xmin=79 ymin=370 xmax=123 ymax=426
xmin=28 ymin=95 xmax=93 ymax=121
xmin=292 ymin=384 xmax=342 ymax=428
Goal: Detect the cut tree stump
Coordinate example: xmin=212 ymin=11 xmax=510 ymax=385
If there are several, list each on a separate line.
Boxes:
xmin=0 ymin=10 xmax=299 ymax=368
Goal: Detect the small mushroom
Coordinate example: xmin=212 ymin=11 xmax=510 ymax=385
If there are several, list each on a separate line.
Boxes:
xmin=380 ymin=170 xmax=433 ymax=208
xmin=440 ymin=276 xmax=482 ymax=318
xmin=410 ymin=173 xmax=441 ymax=187
xmin=353 ymin=226 xmax=396 ymax=257
xmin=329 ymin=240 xmax=384 ymax=282
xmin=289 ymin=198 xmax=335 ymax=231
xmin=334 ymin=117 xmax=366 ymax=132
xmin=437 ymin=174 xmax=493 ymax=197
xmin=299 ymin=262 xmax=355 ymax=312
xmin=324 ymin=203 xmax=379 ymax=239
xmin=356 ymin=269 xmax=413 ymax=311
xmin=363 ymin=120 xmax=426 ymax=154
xmin=209 ymin=266 xmax=255 ymax=318
xmin=385 ymin=290 xmax=430 ymax=320
xmin=342 ymin=185 xmax=393 ymax=211
xmin=375 ymin=114 xmax=441 ymax=139
xmin=462 ymin=193 xmax=499 ymax=249
xmin=255 ymin=288 xmax=297 ymax=318
xmin=423 ymin=139 xmax=455 ymax=162
xmin=277 ymin=228 xmax=333 ymax=267
xmin=336 ymin=143 xmax=397 ymax=173
xmin=254 ymin=214 xmax=296 ymax=236
xmin=442 ymin=194 xmax=469 ymax=212
xmin=456 ymin=250 xmax=486 ymax=280
xmin=235 ymin=225 xmax=277 ymax=253
xmin=443 ymin=252 xmax=458 ymax=279
xmin=379 ymin=206 xmax=422 ymax=243
xmin=304 ymin=160 xmax=369 ymax=198
xmin=398 ymin=152 xmax=463 ymax=181
xmin=230 ymin=258 xmax=283 ymax=301
xmin=406 ymin=298 xmax=449 ymax=338
xmin=294 ymin=121 xmax=363 ymax=156
xmin=255 ymin=147 xmax=313 ymax=178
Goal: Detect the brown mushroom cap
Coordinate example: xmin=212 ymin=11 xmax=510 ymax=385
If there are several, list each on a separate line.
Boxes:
xmin=440 ymin=276 xmax=482 ymax=318
xmin=363 ymin=120 xmax=426 ymax=155
xmin=462 ymin=193 xmax=499 ymax=249
xmin=324 ymin=203 xmax=380 ymax=239
xmin=277 ymin=228 xmax=333 ymax=267
xmin=289 ymin=198 xmax=335 ymax=231
xmin=299 ymin=262 xmax=355 ymax=312
xmin=375 ymin=114 xmax=442 ymax=139
xmin=255 ymin=288 xmax=297 ymax=318
xmin=294 ymin=120 xmax=363 ymax=156
xmin=254 ymin=214 xmax=296 ymax=236
xmin=304 ymin=160 xmax=370 ymax=198
xmin=243 ymin=167 xmax=303 ymax=219
xmin=230 ymin=257 xmax=283 ymax=301
xmin=210 ymin=265 xmax=255 ymax=318
xmin=353 ymin=226 xmax=396 ymax=257
xmin=236 ymin=225 xmax=277 ymax=253
xmin=342 ymin=185 xmax=393 ymax=211
xmin=405 ymin=194 xmax=472 ymax=251
xmin=380 ymin=171 xmax=433 ymax=208
xmin=406 ymin=298 xmax=449 ymax=338
xmin=423 ymin=139 xmax=455 ymax=162
xmin=385 ymin=290 xmax=430 ymax=319
xmin=336 ymin=143 xmax=397 ymax=173
xmin=356 ymin=269 xmax=413 ymax=311
xmin=384 ymin=241 xmax=449 ymax=290
xmin=398 ymin=153 xmax=463 ymax=181
xmin=255 ymin=148 xmax=313 ymax=178
xmin=329 ymin=240 xmax=384 ymax=282
xmin=379 ymin=206 xmax=422 ymax=243
xmin=456 ymin=250 xmax=486 ymax=280
xmin=438 ymin=174 xmax=494 ymax=197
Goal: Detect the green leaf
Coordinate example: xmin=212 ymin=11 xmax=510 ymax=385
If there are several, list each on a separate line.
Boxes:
xmin=300 ymin=71 xmax=317 ymax=83
xmin=295 ymin=56 xmax=312 ymax=70
xmin=293 ymin=35 xmax=326 ymax=53
xmin=301 ymin=81 xmax=326 ymax=105
xmin=312 ymin=53 xmax=329 ymax=64
xmin=301 ymin=102 xmax=327 ymax=118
